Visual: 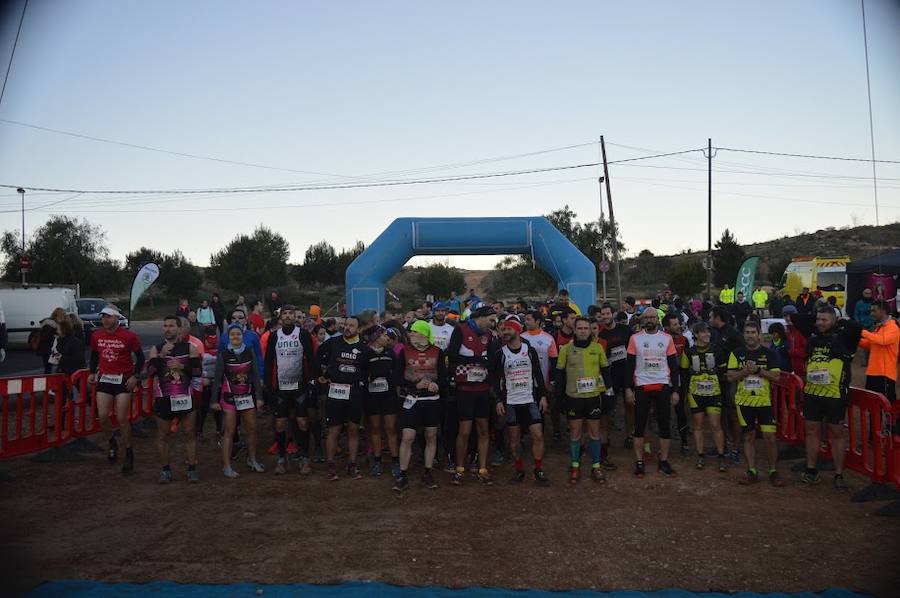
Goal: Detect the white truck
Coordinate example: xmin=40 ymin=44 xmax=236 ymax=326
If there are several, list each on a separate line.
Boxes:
xmin=0 ymin=284 xmax=79 ymax=348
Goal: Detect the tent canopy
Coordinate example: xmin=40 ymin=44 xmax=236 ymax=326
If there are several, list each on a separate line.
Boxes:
xmin=846 ymin=249 xmax=900 ymax=274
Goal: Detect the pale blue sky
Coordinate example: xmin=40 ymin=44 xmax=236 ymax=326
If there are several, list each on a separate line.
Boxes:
xmin=0 ymin=0 xmax=898 ymax=270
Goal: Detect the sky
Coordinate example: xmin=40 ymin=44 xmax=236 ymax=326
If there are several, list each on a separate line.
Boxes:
xmin=0 ymin=0 xmax=898 ymax=271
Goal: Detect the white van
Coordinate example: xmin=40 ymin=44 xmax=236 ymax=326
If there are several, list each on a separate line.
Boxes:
xmin=0 ymin=284 xmax=79 ymax=348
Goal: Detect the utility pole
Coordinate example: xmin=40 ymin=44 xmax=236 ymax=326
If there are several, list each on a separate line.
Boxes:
xmin=18 ymin=187 xmax=26 ymax=284
xmin=706 ymin=138 xmax=713 ymax=299
xmin=599 ymin=136 xmax=623 ymax=308
xmin=597 ymin=143 xmax=607 ymax=302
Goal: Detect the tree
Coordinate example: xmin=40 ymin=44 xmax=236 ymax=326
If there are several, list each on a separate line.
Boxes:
xmin=124 ymin=247 xmax=165 ymax=276
xmin=417 ymin=262 xmax=466 ymax=298
xmin=335 ymin=241 xmax=366 ymax=283
xmin=160 ymin=251 xmax=202 ymax=299
xmin=210 ymin=226 xmax=289 ymax=294
xmin=294 ymin=240 xmax=337 ymax=285
xmin=668 ymin=259 xmax=706 ymax=298
xmin=713 ymin=228 xmax=746 ymax=287
xmin=1 ymin=216 xmax=110 ymax=287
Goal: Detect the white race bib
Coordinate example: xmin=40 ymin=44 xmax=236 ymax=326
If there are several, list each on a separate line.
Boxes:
xmin=368 ymin=377 xmax=390 ymax=393
xmin=807 ymin=369 xmax=831 ymax=385
xmin=576 ymin=377 xmax=597 ymax=393
xmin=170 ymin=394 xmax=192 ymax=412
xmin=744 ymin=376 xmax=763 ymax=391
xmin=610 ymin=345 xmax=627 ymax=363
xmin=100 ymin=373 xmax=124 ymax=385
xmin=466 ymin=367 xmax=488 ymax=383
xmin=328 ymin=383 xmax=351 ymax=400
xmin=234 ymin=394 xmax=255 ymax=411
xmin=434 ymin=337 xmax=449 ymax=351
xmin=695 ymin=380 xmax=716 ymax=396
xmin=403 ymin=395 xmax=415 ymax=409
xmin=278 ymin=380 xmax=299 ymax=391
xmin=643 ymin=357 xmax=663 ymax=371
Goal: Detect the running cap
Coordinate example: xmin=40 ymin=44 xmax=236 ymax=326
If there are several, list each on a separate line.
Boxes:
xmin=100 ymin=306 xmax=121 ymax=317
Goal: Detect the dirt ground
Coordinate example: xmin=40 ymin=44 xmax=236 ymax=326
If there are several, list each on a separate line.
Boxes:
xmin=1 ymin=402 xmax=898 ymax=598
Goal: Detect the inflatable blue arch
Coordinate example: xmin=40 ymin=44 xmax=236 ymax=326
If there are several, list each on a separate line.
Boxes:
xmin=345 ymin=217 xmax=596 ymax=314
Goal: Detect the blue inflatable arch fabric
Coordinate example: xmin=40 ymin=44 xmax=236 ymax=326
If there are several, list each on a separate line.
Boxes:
xmin=345 ymin=217 xmax=596 ymax=314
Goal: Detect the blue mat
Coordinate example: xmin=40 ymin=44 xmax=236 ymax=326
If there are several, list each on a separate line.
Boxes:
xmin=27 ymin=581 xmax=870 ymax=597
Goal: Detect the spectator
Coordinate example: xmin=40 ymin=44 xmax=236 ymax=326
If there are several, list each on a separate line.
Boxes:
xmin=795 ymin=287 xmax=815 ymax=314
xmin=248 ymin=301 xmax=266 ymax=334
xmin=197 ymin=299 xmax=215 ymax=326
xmin=826 ymin=295 xmax=845 ymax=319
xmin=751 ymin=286 xmax=768 ymax=315
xmin=782 ymin=305 xmax=807 ymax=377
xmin=54 ymin=316 xmax=86 ymax=377
xmin=267 ymin=291 xmax=282 ymax=316
xmin=233 ymin=296 xmax=248 ymax=322
xmin=187 ymin=311 xmax=203 ymax=339
xmin=768 ymin=290 xmax=784 ymax=320
xmin=36 ymin=307 xmax=68 ymax=374
xmin=176 ymin=298 xmax=190 ymax=317
xmin=858 ymin=300 xmax=899 ymax=404
xmin=210 ymin=293 xmax=226 ymax=333
xmin=731 ymin=292 xmax=752 ymax=329
xmin=768 ymin=322 xmax=790 ymax=371
xmin=853 ymin=288 xmax=875 ymax=330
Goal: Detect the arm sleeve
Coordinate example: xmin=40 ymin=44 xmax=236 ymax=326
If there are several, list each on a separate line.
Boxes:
xmin=395 ymin=347 xmax=409 ymax=395
xmin=89 ymin=349 xmax=99 ymax=373
xmin=317 ymin=338 xmax=332 ymax=378
xmin=250 ymin=354 xmax=262 ymax=402
xmin=263 ymin=332 xmax=276 ymax=386
xmin=668 ymin=355 xmax=680 ymax=387
xmin=601 ymin=364 xmax=612 ymax=391
xmin=529 ymin=347 xmax=546 ymax=400
xmin=437 ymin=349 xmax=448 ymax=397
xmin=446 ymin=327 xmax=462 ymax=375
xmin=491 ymin=349 xmax=504 ymax=404
xmin=302 ymin=331 xmax=318 ymax=385
xmin=132 ymin=347 xmax=145 ymax=374
xmin=210 ymin=353 xmax=225 ymax=403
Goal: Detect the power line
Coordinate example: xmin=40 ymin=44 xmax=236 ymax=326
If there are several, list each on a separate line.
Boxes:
xmin=715 ymin=146 xmax=900 ymax=164
xmin=0 ymin=0 xmax=28 ymax=109
xmin=611 ymin=161 xmax=900 ymax=181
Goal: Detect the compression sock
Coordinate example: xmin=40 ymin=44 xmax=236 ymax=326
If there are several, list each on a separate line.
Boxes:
xmin=297 ymin=429 xmax=310 ymax=458
xmin=589 ymin=438 xmax=602 ymax=466
xmin=534 ymin=458 xmax=543 ymax=470
xmin=569 ymin=440 xmax=581 ymax=467
xmin=514 ymin=457 xmax=524 ymax=473
xmin=276 ymin=431 xmax=287 ymax=459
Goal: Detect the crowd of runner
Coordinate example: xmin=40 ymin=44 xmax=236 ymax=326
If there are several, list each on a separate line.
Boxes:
xmin=84 ymin=285 xmax=899 ymax=492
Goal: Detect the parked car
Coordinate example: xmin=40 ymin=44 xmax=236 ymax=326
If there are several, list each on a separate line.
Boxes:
xmin=77 ymin=298 xmax=129 ymax=342
xmin=0 ymin=285 xmax=79 ymax=348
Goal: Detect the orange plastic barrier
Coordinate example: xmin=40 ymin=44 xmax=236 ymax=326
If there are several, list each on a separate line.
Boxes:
xmin=844 ymin=387 xmax=893 ymax=484
xmin=772 ymin=372 xmax=805 ymax=446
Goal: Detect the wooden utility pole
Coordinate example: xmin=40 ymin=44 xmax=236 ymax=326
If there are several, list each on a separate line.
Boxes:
xmin=706 ymin=138 xmax=713 ymax=298
xmin=597 ymin=143 xmax=607 ymax=302
xmin=599 ymin=136 xmax=623 ymax=308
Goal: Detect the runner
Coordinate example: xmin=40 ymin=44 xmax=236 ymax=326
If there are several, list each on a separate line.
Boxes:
xmin=447 ymin=305 xmax=500 ymax=486
xmin=365 ymin=325 xmax=401 ymax=478
xmin=219 ymin=308 xmax=263 ymax=375
xmin=145 ymin=316 xmax=202 ymax=483
xmin=552 ymin=307 xmax=577 ymax=348
xmin=709 ymin=305 xmax=744 ymax=464
xmin=318 ymin=315 xmax=372 ymax=481
xmin=801 ymin=306 xmax=859 ymax=490
xmin=726 ymin=320 xmax=784 ymax=487
xmin=429 ymin=302 xmax=454 ymax=351
xmin=555 ymin=317 xmax=613 ymax=483
xmin=392 ymin=320 xmax=446 ymax=491
xmin=625 ymin=308 xmax=679 ymax=478
xmin=681 ymin=322 xmax=727 ymax=472
xmin=663 ymin=314 xmax=692 ymax=456
xmin=493 ymin=316 xmax=550 ymax=486
xmin=88 ymin=305 xmax=144 ymax=475
xmin=211 ymin=323 xmax=265 ymax=478
xmin=264 ymin=305 xmax=317 ymax=475
xmin=598 ymin=303 xmax=631 ymax=461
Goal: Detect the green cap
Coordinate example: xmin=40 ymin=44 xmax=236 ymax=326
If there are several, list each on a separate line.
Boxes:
xmin=409 ymin=320 xmax=433 ymax=343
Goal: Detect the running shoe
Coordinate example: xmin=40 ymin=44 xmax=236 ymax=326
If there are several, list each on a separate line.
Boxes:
xmin=299 ymin=457 xmax=312 ymax=475
xmin=833 ymin=474 xmax=849 ymax=492
xmin=728 ymin=448 xmax=742 ymax=465
xmin=800 ymin=471 xmax=820 ymax=485
xmin=267 ymin=441 xmax=278 ymax=455
xmin=187 ymin=468 xmax=200 ymax=483
xmin=657 ymin=460 xmax=676 ymax=477
xmin=490 ymin=449 xmax=505 ymax=467
xmin=739 ymin=470 xmax=760 ymax=485
xmin=391 ymin=461 xmax=401 ymax=479
xmin=591 ymin=467 xmax=607 ymax=483
xmin=369 ymin=461 xmax=383 ymax=477
xmin=601 ymin=457 xmax=617 ymax=471
xmin=107 ymin=438 xmax=118 ymax=464
xmin=274 ymin=458 xmax=287 ymax=476
xmin=392 ymin=474 xmax=409 ymax=492
xmin=768 ymin=471 xmax=784 ymax=487
xmin=533 ymin=469 xmax=551 ymax=487
xmin=223 ymin=466 xmax=240 ymax=479
xmin=312 ymin=448 xmax=325 ymax=463
xmin=679 ymin=443 xmax=691 ymax=457
xmin=450 ymin=471 xmax=464 ymax=486
xmin=443 ymin=460 xmax=457 ymax=474
xmin=717 ymin=455 xmax=727 ymax=473
xmin=569 ymin=467 xmax=580 ymax=484
xmin=695 ymin=455 xmax=705 ymax=470
xmin=477 ymin=469 xmax=494 ymax=486
xmin=421 ymin=470 xmax=438 ymax=489
xmin=246 ymin=458 xmax=265 ymax=473
xmin=509 ymin=471 xmax=526 ymax=484
xmin=347 ymin=462 xmax=362 ymax=480
xmin=327 ymin=463 xmax=339 ymax=481
xmin=287 ymin=441 xmax=298 ymax=455
xmin=121 ymin=448 xmax=134 ymax=475
xmin=158 ymin=469 xmax=173 ymax=484
xmin=634 ymin=461 xmax=645 ymax=479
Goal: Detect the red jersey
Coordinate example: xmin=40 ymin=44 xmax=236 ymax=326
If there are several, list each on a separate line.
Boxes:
xmin=248 ymin=312 xmax=265 ymax=334
xmin=90 ymin=327 xmax=142 ymax=376
xmin=672 ymin=334 xmax=688 ymax=359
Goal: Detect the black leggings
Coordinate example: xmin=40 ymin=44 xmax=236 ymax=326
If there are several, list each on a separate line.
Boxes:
xmin=634 ymin=386 xmax=672 ymax=439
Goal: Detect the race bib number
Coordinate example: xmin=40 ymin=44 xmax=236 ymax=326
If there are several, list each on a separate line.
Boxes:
xmin=695 ymin=380 xmax=716 ymax=396
xmin=610 ymin=345 xmax=627 ymax=363
xmin=807 ymin=369 xmax=831 ymax=385
xmin=576 ymin=377 xmax=597 ymax=393
xmin=403 ymin=395 xmax=415 ymax=410
xmin=328 ymin=383 xmax=351 ymax=400
xmin=338 ymin=364 xmax=357 ymax=374
xmin=744 ymin=376 xmax=763 ymax=391
xmin=368 ymin=377 xmax=390 ymax=393
xmin=278 ymin=380 xmax=299 ymax=391
xmin=233 ymin=395 xmax=255 ymax=411
xmin=466 ymin=367 xmax=488 ymax=383
xmin=510 ymin=378 xmax=530 ymax=392
xmin=170 ymin=394 xmax=192 ymax=412
xmin=642 ymin=357 xmax=663 ymax=371
xmin=100 ymin=373 xmax=124 ymax=385
xmin=434 ymin=337 xmax=449 ymax=350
